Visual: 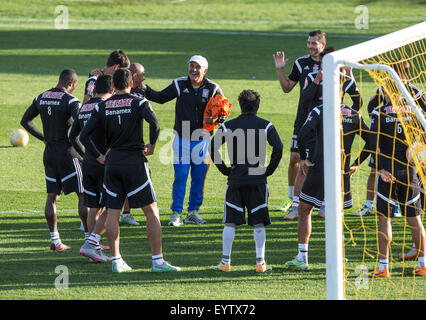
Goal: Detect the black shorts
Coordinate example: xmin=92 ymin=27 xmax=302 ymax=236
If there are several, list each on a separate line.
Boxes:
xmin=82 ymin=159 xmax=105 ymax=208
xmin=368 ymin=155 xmax=376 ymax=169
xmin=343 ymin=173 xmax=353 ymax=209
xmin=43 ymin=149 xmax=83 ymax=195
xmin=418 ymin=175 xmax=425 ymax=211
xmin=290 ymin=134 xmax=299 ymax=153
xmin=300 ymin=166 xmax=324 ymax=208
xmin=103 ymin=161 xmax=156 ymax=210
xmin=376 ymin=169 xmax=421 ymax=218
xmin=223 ymin=184 xmax=271 ymax=226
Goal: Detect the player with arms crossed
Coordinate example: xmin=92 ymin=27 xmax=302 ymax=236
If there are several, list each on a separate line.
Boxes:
xmin=210 ymin=89 xmax=283 ymax=272
xmin=273 ymin=30 xmax=326 ymax=219
xmin=20 ymin=69 xmax=87 ymax=251
xmin=80 ymin=68 xmax=181 ymax=273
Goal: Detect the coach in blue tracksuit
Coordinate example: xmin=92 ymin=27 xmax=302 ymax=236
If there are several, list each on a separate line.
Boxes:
xmin=145 ymin=55 xmax=223 ymax=226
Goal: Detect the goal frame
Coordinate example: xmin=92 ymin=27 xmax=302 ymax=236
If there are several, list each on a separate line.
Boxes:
xmin=322 ymin=21 xmax=426 ymax=300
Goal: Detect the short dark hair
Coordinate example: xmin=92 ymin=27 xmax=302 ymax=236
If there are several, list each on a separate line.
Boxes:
xmin=59 ymin=69 xmax=77 ymax=83
xmin=391 ymin=59 xmax=410 ymax=78
xmin=320 ymin=46 xmax=336 ymax=58
xmin=106 ymin=50 xmax=130 ymax=68
xmin=238 ymin=89 xmax=260 ymax=114
xmin=113 ymin=68 xmax=132 ymax=90
xmin=94 ymin=74 xmax=113 ymax=94
xmin=309 ymin=30 xmax=326 ymax=44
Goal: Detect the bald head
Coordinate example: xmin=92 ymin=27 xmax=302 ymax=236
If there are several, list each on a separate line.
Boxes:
xmin=129 ymin=63 xmax=146 ymax=88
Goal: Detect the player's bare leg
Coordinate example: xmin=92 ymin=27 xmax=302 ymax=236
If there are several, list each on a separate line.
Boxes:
xmin=105 ymin=208 xmax=131 ymax=272
xmin=87 ymin=207 xmax=103 ymax=234
xmin=283 ymin=152 xmax=301 ymax=219
xmin=371 ymin=214 xmax=392 ymax=277
xmin=142 ymin=202 xmax=162 ymax=256
xmin=285 ymin=200 xmax=312 ymax=269
xmin=142 ymin=202 xmax=181 ymax=272
xmin=77 ymin=193 xmax=88 ymax=233
xmin=46 ymin=193 xmax=71 ymax=250
xmin=45 ymin=193 xmax=59 ymax=233
xmin=105 ymin=208 xmax=121 ymax=258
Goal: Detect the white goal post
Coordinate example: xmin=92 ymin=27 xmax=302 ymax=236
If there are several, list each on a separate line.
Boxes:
xmin=322 ymin=21 xmax=426 ymax=300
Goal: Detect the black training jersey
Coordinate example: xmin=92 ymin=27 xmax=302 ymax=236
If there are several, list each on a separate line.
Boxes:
xmin=295 ymin=71 xmax=362 ymax=135
xmin=370 ymin=102 xmax=414 ymax=172
xmin=131 ymin=86 xmax=146 ymax=99
xmin=210 ymin=114 xmax=283 ymax=186
xmin=298 ymin=104 xmax=323 ymax=170
xmin=145 ymin=76 xmax=222 ymax=138
xmin=341 ymin=104 xmax=370 ymax=173
xmin=84 ymin=75 xmax=97 ymax=99
xmin=367 ymin=82 xmax=426 ymax=115
xmin=288 ymin=54 xmax=321 ymax=90
xmin=21 ymin=87 xmax=80 ymax=147
xmin=80 ymin=93 xmax=160 ymax=165
xmin=69 ymin=96 xmax=106 ymax=162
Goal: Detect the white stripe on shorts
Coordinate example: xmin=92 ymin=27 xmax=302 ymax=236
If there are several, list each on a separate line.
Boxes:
xmin=251 ymin=184 xmax=269 ymax=213
xmin=127 ymin=180 xmax=149 ymax=197
xmin=225 ymin=201 xmax=244 ymax=212
xmin=45 ymin=175 xmax=56 ymax=182
xmin=103 ymin=184 xmax=117 ymax=198
xmin=84 ymin=189 xmax=97 ymax=197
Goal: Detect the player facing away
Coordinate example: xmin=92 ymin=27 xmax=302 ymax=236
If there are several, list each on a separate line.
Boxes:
xmin=284 ymin=99 xmax=368 ymax=270
xmin=69 ymin=74 xmax=114 ymax=262
xmin=210 ymin=90 xmax=283 ymax=272
xmin=83 ymin=49 xmax=130 ymax=104
xmin=368 ymin=98 xmax=426 ymax=277
xmin=20 ymin=69 xmax=88 ymax=251
xmin=353 ymin=60 xmax=426 ymax=219
xmin=80 ymin=68 xmax=181 ymax=273
xmin=273 ymin=30 xmax=326 ymax=219
xmin=83 ymin=51 xmax=140 ymax=227
xmin=145 ymin=55 xmax=223 ymax=226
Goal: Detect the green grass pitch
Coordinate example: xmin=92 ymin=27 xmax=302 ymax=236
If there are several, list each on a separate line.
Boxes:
xmin=0 ymin=0 xmax=425 ymax=301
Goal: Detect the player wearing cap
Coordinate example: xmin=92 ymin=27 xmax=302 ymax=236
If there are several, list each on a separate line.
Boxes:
xmin=80 ymin=68 xmax=181 ymax=273
xmin=145 ymin=55 xmax=223 ymax=226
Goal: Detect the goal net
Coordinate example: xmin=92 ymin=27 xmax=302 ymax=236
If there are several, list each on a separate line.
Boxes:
xmin=323 ymin=22 xmax=426 ymax=300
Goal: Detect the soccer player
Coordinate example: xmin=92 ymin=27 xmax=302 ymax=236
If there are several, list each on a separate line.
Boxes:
xmin=210 ymin=89 xmax=283 ymax=272
xmin=83 ymin=49 xmax=130 ymax=104
xmin=369 ymin=96 xmax=426 ymax=277
xmin=283 ymin=99 xmax=368 ymax=270
xmin=130 ymin=62 xmax=146 ymax=98
xmin=353 ymin=60 xmax=425 ymax=218
xmin=144 ymin=55 xmax=223 ymax=226
xmin=299 ymin=47 xmax=364 ymax=217
xmin=20 ymin=69 xmax=87 ymax=251
xmin=80 ymin=68 xmax=180 ymax=273
xmin=273 ymin=30 xmax=326 ymax=220
xmin=109 ymin=62 xmax=149 ymax=228
xmin=69 ymin=74 xmax=114 ymax=261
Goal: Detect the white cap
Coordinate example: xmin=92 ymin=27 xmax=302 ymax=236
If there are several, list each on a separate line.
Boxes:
xmin=188 ymin=55 xmax=208 ymax=69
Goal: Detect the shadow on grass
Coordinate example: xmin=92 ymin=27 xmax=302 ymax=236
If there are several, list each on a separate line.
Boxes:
xmin=0 ymin=29 xmax=371 ymax=82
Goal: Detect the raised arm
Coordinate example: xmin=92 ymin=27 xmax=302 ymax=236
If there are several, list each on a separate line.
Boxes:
xmin=273 ymin=51 xmax=297 ymax=93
